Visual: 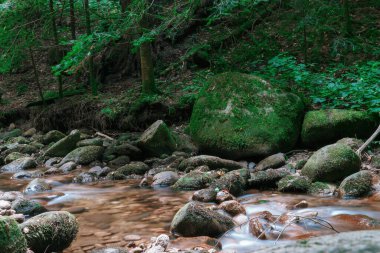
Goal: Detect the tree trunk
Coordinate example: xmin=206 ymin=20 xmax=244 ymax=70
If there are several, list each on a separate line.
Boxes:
xmin=29 ymin=47 xmax=45 ymax=105
xmin=84 ymin=0 xmax=97 ymax=96
xmin=343 ymin=0 xmax=352 ymax=36
xmin=49 ymin=0 xmax=64 ymax=98
xmin=69 ymin=0 xmax=76 ymax=40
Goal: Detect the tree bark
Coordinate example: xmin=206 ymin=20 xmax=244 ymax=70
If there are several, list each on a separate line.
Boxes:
xmin=343 ymin=0 xmax=352 ymax=36
xmin=69 ymin=0 xmax=76 ymax=40
xmin=84 ymin=0 xmax=97 ymax=96
xmin=29 ymin=46 xmax=45 ymax=105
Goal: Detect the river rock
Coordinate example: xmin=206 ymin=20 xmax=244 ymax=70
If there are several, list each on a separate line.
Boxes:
xmin=109 ymin=155 xmax=130 ymax=166
xmin=59 ymin=161 xmax=77 ymax=173
xmin=146 ymin=234 xmax=169 ymax=253
xmin=91 ymin=248 xmax=129 ymax=253
xmin=42 ymin=130 xmax=66 ymax=144
xmin=172 ymin=170 xmax=220 ymax=190
xmin=210 ymin=168 xmax=249 ymax=196
xmin=73 ymin=172 xmax=99 ymax=183
xmin=20 ymin=211 xmax=78 ymax=253
xmin=0 ymin=157 xmax=37 ymax=173
xmin=189 ymin=72 xmax=304 ymax=159
xmin=152 ymin=171 xmax=179 ymax=186
xmin=11 ymin=198 xmax=47 ymax=216
xmin=255 ymin=153 xmax=286 ymax=171
xmin=0 ymin=216 xmax=27 ymax=253
xmin=137 ymin=120 xmax=180 ymax=157
xmin=178 ymin=155 xmax=243 ymax=171
xmin=0 ymin=128 xmax=22 ymax=141
xmin=260 ymin=230 xmax=380 ymax=253
xmin=6 ymin=136 xmax=30 ymax=144
xmin=301 ymin=109 xmax=378 ymax=147
xmin=0 ymin=191 xmax=23 ymax=201
xmin=249 ymin=168 xmax=291 ymax=189
xmin=45 ymin=130 xmax=80 ymax=157
xmin=336 ymin=138 xmax=364 ymax=151
xmin=338 ymin=171 xmax=373 ymax=198
xmin=277 ymin=175 xmax=311 ymax=193
xmin=170 ymin=202 xmax=234 ymax=237
xmin=77 ymin=138 xmax=103 ymax=147
xmin=192 ymin=188 xmax=217 ymax=202
xmin=2 ymin=144 xmax=38 ymax=155
xmin=4 ymin=152 xmax=28 ymax=164
xmin=24 ymin=178 xmax=52 ymax=194
xmin=308 ymin=182 xmax=336 ymax=196
xmin=219 ymin=200 xmax=246 ymax=216
xmin=301 ymin=143 xmax=361 ymax=182
xmin=60 ymin=145 xmax=104 ymax=165
xmin=117 ymin=161 xmax=150 ymax=176
xmin=216 ymin=190 xmax=235 ymax=203
xmin=23 ymin=128 xmax=37 ymax=137
xmin=103 ymin=143 xmax=142 ymax=161
xmin=0 ymin=200 xmax=11 ymax=209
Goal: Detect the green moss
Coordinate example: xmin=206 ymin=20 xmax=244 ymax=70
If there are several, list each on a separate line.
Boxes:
xmin=277 ymin=175 xmax=311 ymax=193
xmin=61 ymin=145 xmax=104 ymax=165
xmin=116 ymin=161 xmax=149 ymax=176
xmin=172 ymin=171 xmax=218 ymax=190
xmin=339 ymin=171 xmax=373 ymax=198
xmin=308 ymin=181 xmax=332 ymax=195
xmin=45 ymin=131 xmax=80 ymax=157
xmin=189 ymin=72 xmax=304 ymax=159
xmin=0 ymin=216 xmax=27 ymax=253
xmin=301 ymin=109 xmax=379 ymax=147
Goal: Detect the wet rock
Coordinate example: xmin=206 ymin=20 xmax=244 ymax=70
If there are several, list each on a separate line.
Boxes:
xmin=192 ymin=188 xmax=217 ymax=202
xmin=89 ymin=166 xmax=112 ymax=177
xmin=4 ymin=152 xmax=28 ymax=164
xmin=11 ymin=198 xmax=47 ymax=216
xmin=294 ymin=160 xmax=307 ymax=170
xmin=249 ymin=218 xmax=266 ymax=239
xmin=1 ymin=157 xmax=37 ymax=173
xmin=91 ymin=248 xmax=129 ymax=253
xmin=0 ymin=128 xmax=22 ymax=141
xmin=170 ymin=236 xmax=221 ymax=251
xmin=59 ymin=161 xmax=77 ymax=173
xmin=60 ymin=145 xmax=104 ymax=165
xmin=0 ymin=191 xmax=23 ymax=201
xmin=293 ymin=200 xmax=309 ymax=209
xmin=2 ymin=144 xmax=38 ymax=155
xmin=137 ymin=120 xmax=180 ymax=157
xmin=210 ymin=169 xmax=249 ymax=196
xmin=45 ymin=130 xmax=81 ymax=157
xmin=146 ymin=234 xmax=169 ymax=253
xmin=44 ymin=167 xmax=62 ymax=175
xmin=44 ymin=157 xmax=61 ymax=168
xmin=178 ymin=155 xmax=243 ymax=171
xmin=255 ymin=153 xmax=286 ymax=171
xmin=170 ymin=202 xmax=234 ymax=237
xmin=219 ymin=200 xmax=246 ymax=216
xmin=23 ymin=128 xmax=37 ymax=137
xmin=337 ymin=138 xmax=364 ymax=151
xmin=0 ymin=216 xmax=27 ymax=253
xmin=301 ymin=143 xmax=361 ymax=182
xmin=338 ymin=171 xmax=373 ymax=198
xmin=124 ymin=234 xmax=142 ymax=241
xmin=106 ymin=171 xmax=127 ymax=180
xmin=77 ymin=138 xmax=103 ymax=147
xmin=24 ymin=178 xmax=52 ymax=194
xmin=260 ymin=230 xmax=380 ymax=253
xmin=117 ymin=161 xmax=150 ymax=176
xmin=103 ymin=143 xmax=142 ymax=161
xmin=73 ymin=172 xmax=99 ymax=183
xmin=109 ymin=155 xmax=130 ymax=167
xmin=249 ymin=168 xmax=291 ymax=189
xmin=172 ymin=170 xmax=220 ymax=190
xmin=216 ymin=190 xmax=235 ymax=203
xmin=301 ymin=109 xmax=378 ymax=147
xmin=42 ymin=130 xmax=66 ymax=144
xmin=13 ymin=170 xmax=42 ymax=179
xmin=308 ymin=182 xmax=336 ymax=196
xmin=152 ymin=171 xmax=179 ymax=186
xmin=6 ymin=136 xmax=30 ymax=145
xmin=20 ymin=211 xmax=78 ymax=253
xmin=277 ymin=175 xmax=311 ymax=193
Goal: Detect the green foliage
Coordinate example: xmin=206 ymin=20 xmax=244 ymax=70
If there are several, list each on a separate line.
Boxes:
xmin=43 ymin=88 xmax=85 ymax=100
xmin=255 ymin=53 xmax=380 ymax=112
xmin=16 ymin=84 xmax=28 ymax=96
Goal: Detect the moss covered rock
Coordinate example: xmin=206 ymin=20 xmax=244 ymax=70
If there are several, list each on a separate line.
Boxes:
xmin=189 ymin=72 xmax=304 ymax=159
xmin=42 ymin=130 xmax=66 ymax=144
xmin=60 ymin=145 xmax=104 ymax=165
xmin=116 ymin=161 xmax=150 ymax=176
xmin=45 ymin=130 xmax=80 ymax=157
xmin=178 ymin=155 xmax=243 ymax=171
xmin=249 ymin=168 xmax=291 ymax=189
xmin=11 ymin=198 xmax=47 ymax=216
xmin=277 ymin=175 xmax=311 ymax=193
xmin=172 ymin=171 xmax=220 ymax=190
xmin=4 ymin=152 xmax=28 ymax=164
xmin=301 ymin=143 xmax=361 ymax=182
xmin=0 ymin=128 xmax=22 ymax=141
xmin=170 ymin=202 xmax=234 ymax=237
xmin=20 ymin=211 xmax=78 ymax=253
xmin=77 ymin=138 xmax=103 ymax=147
xmin=301 ymin=109 xmax=378 ymax=147
xmin=308 ymin=182 xmax=336 ymax=196
xmin=0 ymin=216 xmax=27 ymax=253
xmin=210 ymin=168 xmax=250 ymax=196
xmin=338 ymin=171 xmax=373 ymax=198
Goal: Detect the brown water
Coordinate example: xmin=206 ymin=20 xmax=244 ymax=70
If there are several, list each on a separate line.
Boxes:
xmin=1 ymin=172 xmax=380 ymax=253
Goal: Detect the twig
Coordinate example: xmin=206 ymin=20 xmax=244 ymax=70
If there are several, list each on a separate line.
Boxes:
xmin=95 ymin=131 xmax=114 ymax=140
xmin=357 ymin=124 xmax=380 ymax=155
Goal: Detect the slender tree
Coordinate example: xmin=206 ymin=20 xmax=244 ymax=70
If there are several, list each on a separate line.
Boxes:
xmin=29 ymin=46 xmax=45 ymax=105
xmin=69 ymin=0 xmax=76 ymax=40
xmin=84 ymin=0 xmax=97 ymax=96
xmin=343 ymin=0 xmax=352 ymax=36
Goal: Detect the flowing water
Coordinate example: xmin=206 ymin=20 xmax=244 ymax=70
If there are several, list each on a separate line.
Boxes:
xmin=1 ymin=171 xmax=380 ymax=253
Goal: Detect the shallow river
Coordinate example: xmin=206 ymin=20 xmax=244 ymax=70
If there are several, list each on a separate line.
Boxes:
xmin=1 ymin=172 xmax=380 ymax=253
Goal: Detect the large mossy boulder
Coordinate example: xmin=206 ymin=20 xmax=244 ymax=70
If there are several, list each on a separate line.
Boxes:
xmin=170 ymin=202 xmax=234 ymax=237
xmin=42 ymin=130 xmax=66 ymax=144
xmin=137 ymin=120 xmax=179 ymax=157
xmin=20 ymin=211 xmax=78 ymax=253
xmin=172 ymin=171 xmax=220 ymax=190
xmin=338 ymin=171 xmax=373 ymax=198
xmin=116 ymin=161 xmax=150 ymax=176
xmin=0 ymin=216 xmax=27 ymax=253
xmin=301 ymin=143 xmax=361 ymax=182
xmin=0 ymin=129 xmax=22 ymax=141
xmin=210 ymin=168 xmax=250 ymax=196
xmin=301 ymin=109 xmax=378 ymax=147
xmin=60 ymin=145 xmax=104 ymax=165
xmin=189 ymin=72 xmax=304 ymax=159
xmin=45 ymin=130 xmax=80 ymax=157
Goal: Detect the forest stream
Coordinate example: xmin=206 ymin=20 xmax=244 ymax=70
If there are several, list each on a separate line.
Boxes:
xmin=2 ymin=167 xmax=380 ymax=253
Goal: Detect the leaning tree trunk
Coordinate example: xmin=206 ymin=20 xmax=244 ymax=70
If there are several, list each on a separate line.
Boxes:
xmin=49 ymin=0 xmax=64 ymax=98
xmin=84 ymin=0 xmax=97 ymax=96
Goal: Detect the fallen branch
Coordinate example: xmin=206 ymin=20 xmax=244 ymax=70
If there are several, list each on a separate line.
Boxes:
xmin=95 ymin=131 xmax=115 ymax=140
xmin=357 ymin=124 xmax=380 ymax=155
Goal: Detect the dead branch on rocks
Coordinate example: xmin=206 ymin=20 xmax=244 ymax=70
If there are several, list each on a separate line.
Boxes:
xmin=357 ymin=124 xmax=380 ymax=155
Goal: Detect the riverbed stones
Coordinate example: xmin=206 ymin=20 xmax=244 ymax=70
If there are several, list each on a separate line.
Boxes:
xmin=42 ymin=130 xmax=66 ymax=144
xmin=138 ymin=120 xmax=179 ymax=157
xmin=0 ymin=128 xmax=22 ymax=141
xmin=11 ymin=198 xmax=47 ymax=216
xmin=277 ymin=175 xmax=311 ymax=193
xmin=73 ymin=172 xmax=99 ymax=183
xmin=172 ymin=170 xmax=220 ymax=190
xmin=45 ymin=130 xmax=81 ymax=157
xmin=170 ymin=202 xmax=234 ymax=237
xmin=24 ymin=178 xmax=52 ymax=194
xmin=219 ymin=200 xmax=246 ymax=216
xmin=103 ymin=143 xmax=142 ymax=161
xmin=0 ymin=157 xmax=37 ymax=173
xmin=301 ymin=143 xmax=361 ymax=182
xmin=20 ymin=211 xmax=79 ymax=253
xmin=77 ymin=138 xmax=103 ymax=147
xmin=178 ymin=155 xmax=243 ymax=171
xmin=0 ymin=216 xmax=27 ymax=253
xmin=338 ymin=171 xmax=373 ymax=198
xmin=152 ymin=171 xmax=179 ymax=186
xmin=23 ymin=128 xmax=37 ymax=137
xmin=301 ymin=109 xmax=378 ymax=147
xmin=307 ymin=182 xmax=336 ymax=196
xmin=4 ymin=152 xmax=28 ymax=164
xmin=189 ymin=72 xmax=304 ymax=159
xmin=255 ymin=153 xmax=286 ymax=171
xmin=249 ymin=168 xmax=291 ymax=189
xmin=59 ymin=161 xmax=77 ymax=173
xmin=210 ymin=168 xmax=249 ymax=195
xmin=60 ymin=145 xmax=104 ymax=165
xmin=117 ymin=161 xmax=150 ymax=176
xmin=192 ymin=188 xmax=217 ymax=202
